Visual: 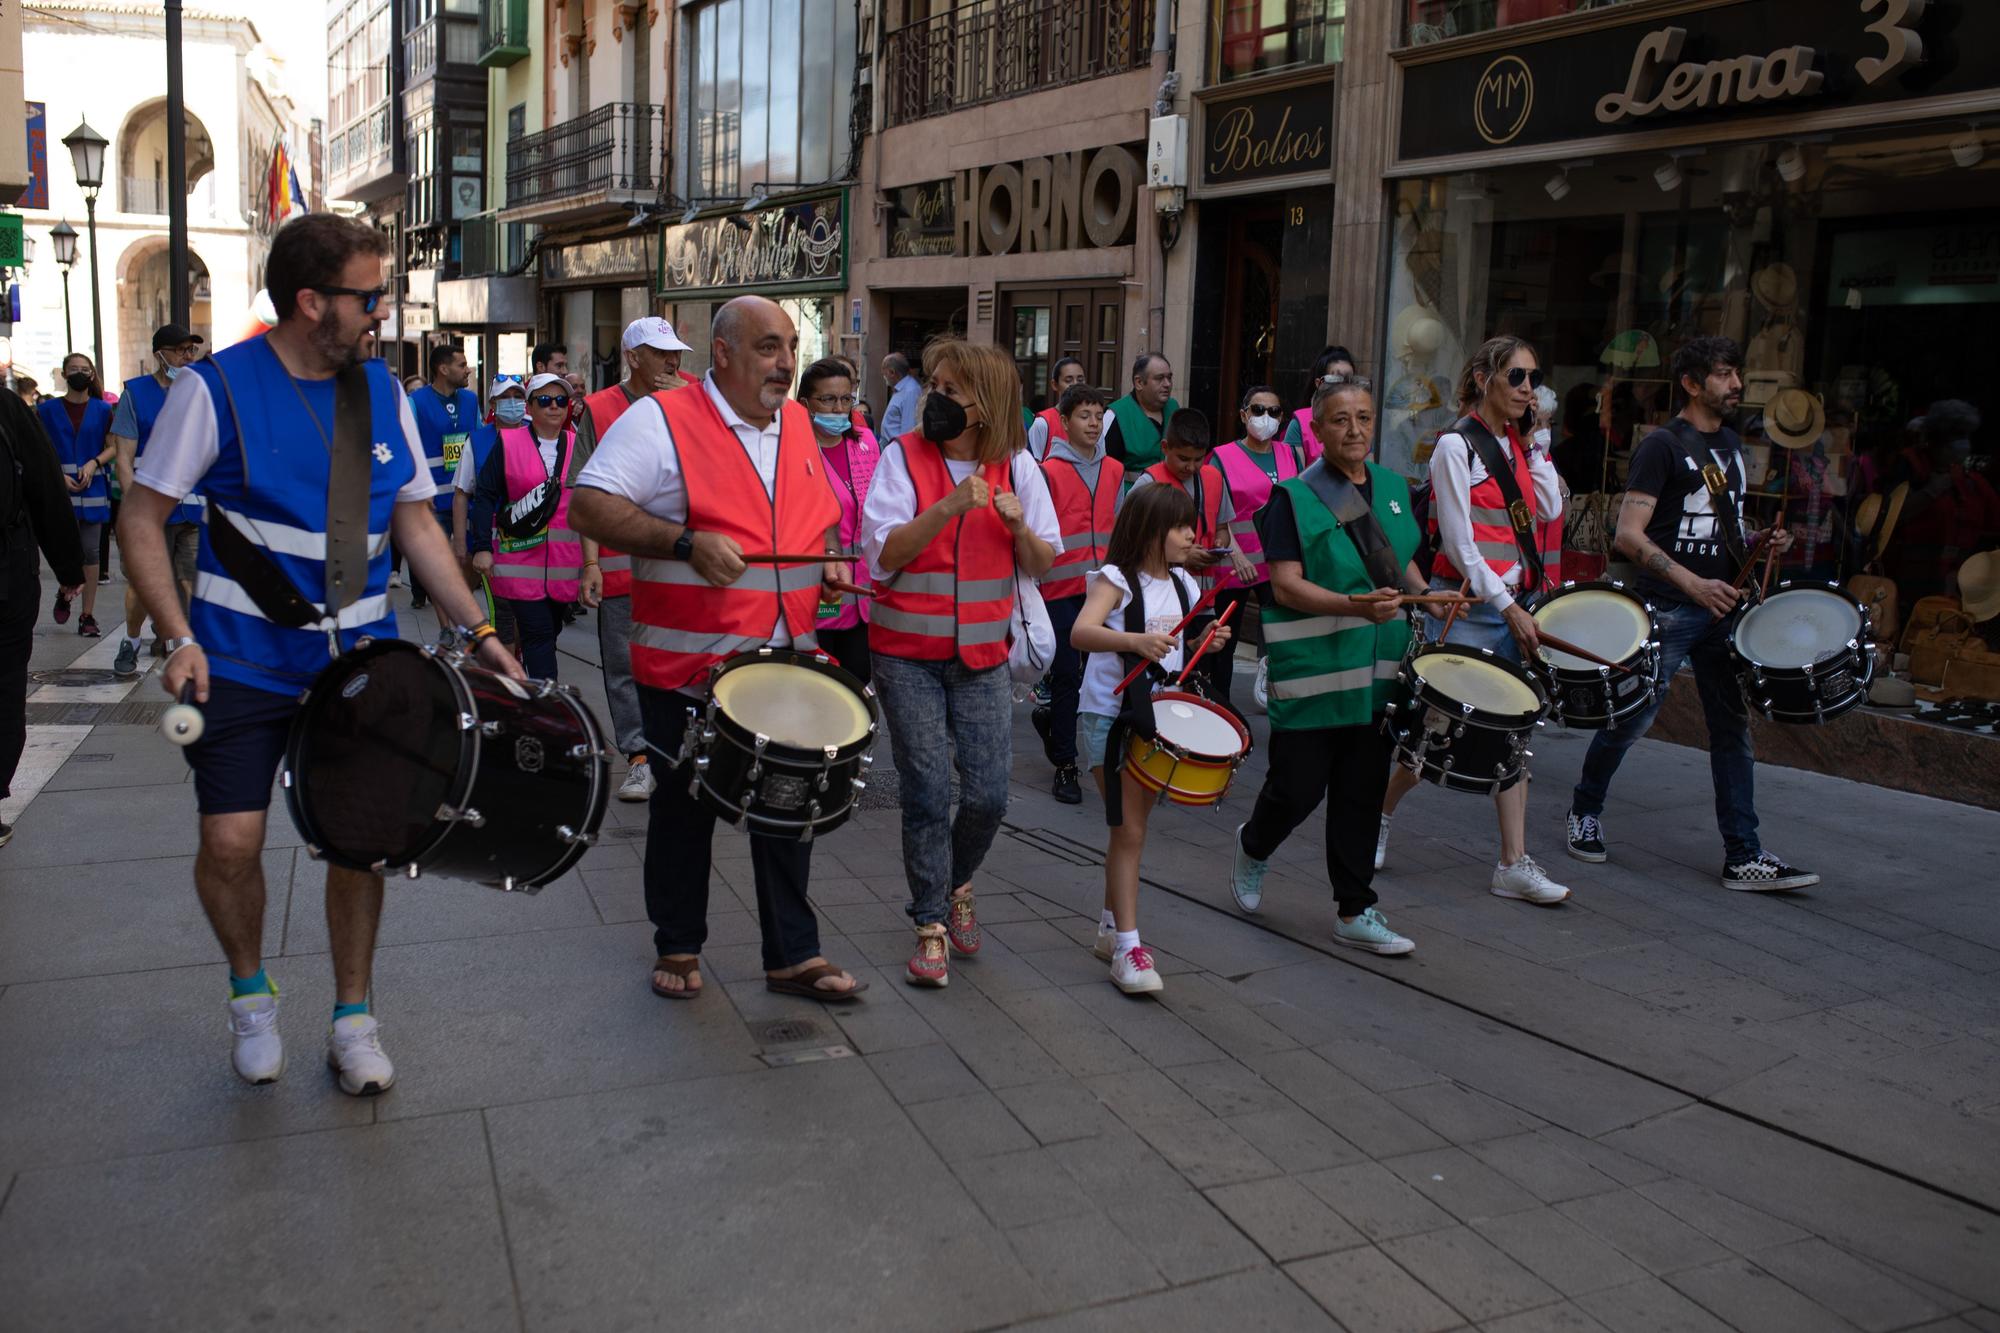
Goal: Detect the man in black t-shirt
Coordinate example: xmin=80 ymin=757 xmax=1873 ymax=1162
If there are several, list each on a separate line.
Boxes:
xmin=1565 ymin=336 xmax=1815 ymax=893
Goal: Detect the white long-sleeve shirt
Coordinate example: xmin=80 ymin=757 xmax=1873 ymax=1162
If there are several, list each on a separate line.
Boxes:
xmin=1429 ymin=424 xmax=1563 ymax=611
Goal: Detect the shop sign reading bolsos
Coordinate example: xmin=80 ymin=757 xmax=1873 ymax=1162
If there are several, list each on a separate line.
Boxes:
xmin=1203 ymin=82 xmax=1335 ymax=185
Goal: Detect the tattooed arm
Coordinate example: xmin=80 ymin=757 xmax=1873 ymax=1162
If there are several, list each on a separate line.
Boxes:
xmin=1616 ymin=490 xmax=1739 ymax=615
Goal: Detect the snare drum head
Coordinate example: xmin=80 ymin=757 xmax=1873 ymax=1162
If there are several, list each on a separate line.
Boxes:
xmin=1413 ymin=653 xmax=1544 ymax=716
xmin=1149 ymin=695 xmax=1246 ymax=758
xmin=1734 ymin=588 xmax=1863 ymax=668
xmin=1534 ymin=588 xmax=1650 ymax=670
xmin=713 ymin=662 xmax=873 ymax=750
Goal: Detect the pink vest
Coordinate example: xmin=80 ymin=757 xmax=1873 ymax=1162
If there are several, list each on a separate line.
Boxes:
xmin=1214 ymin=439 xmax=1298 ymax=585
xmin=1293 ymin=408 xmax=1324 ymax=464
xmin=817 ymin=430 xmax=880 ymax=631
xmin=489 ymin=425 xmax=582 ymax=602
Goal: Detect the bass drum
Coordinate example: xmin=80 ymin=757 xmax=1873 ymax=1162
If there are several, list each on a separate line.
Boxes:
xmin=1531 ymin=580 xmax=1660 ymax=728
xmin=1386 ymin=645 xmax=1549 ymax=794
xmin=284 ymin=638 xmax=610 ymax=892
xmin=1731 ymin=581 xmax=1875 ymax=723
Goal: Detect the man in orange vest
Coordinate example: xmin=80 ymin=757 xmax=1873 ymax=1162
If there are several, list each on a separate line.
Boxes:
xmin=570 ymin=296 xmax=866 ymax=1003
xmin=583 ymin=316 xmax=698 ymax=803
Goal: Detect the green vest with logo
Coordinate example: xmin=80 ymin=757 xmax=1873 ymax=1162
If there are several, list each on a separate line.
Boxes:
xmin=1263 ymin=464 xmax=1421 ymax=731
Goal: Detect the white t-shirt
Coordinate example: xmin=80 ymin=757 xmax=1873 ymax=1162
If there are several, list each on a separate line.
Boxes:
xmin=134 ymin=366 xmax=436 ymax=506
xmin=1079 ymin=565 xmax=1200 ymax=719
xmin=859 ymin=441 xmax=1061 ymax=583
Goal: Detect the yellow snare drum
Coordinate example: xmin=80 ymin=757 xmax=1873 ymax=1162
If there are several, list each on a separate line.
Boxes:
xmin=1123 ymin=691 xmax=1251 ymax=806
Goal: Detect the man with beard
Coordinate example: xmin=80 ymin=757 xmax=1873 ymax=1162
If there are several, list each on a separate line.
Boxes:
xmin=1564 ymin=335 xmax=1809 ymax=892
xmin=118 ymin=214 xmax=526 ymax=1092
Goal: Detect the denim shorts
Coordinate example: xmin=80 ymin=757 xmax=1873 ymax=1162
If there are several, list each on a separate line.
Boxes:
xmin=1423 ymin=581 xmax=1523 ymax=666
xmin=1080 ymin=711 xmax=1118 ymax=769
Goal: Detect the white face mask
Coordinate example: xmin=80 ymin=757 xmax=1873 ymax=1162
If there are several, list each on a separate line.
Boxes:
xmin=1532 ymin=426 xmax=1553 ymax=450
xmin=1246 ymin=413 xmax=1281 ymax=442
xmin=164 ymin=365 xmax=184 ymax=382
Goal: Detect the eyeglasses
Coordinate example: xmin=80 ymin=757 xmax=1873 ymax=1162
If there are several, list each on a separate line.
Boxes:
xmin=810 ymin=393 xmax=858 ymax=410
xmin=1243 ymin=404 xmax=1283 ymax=419
xmin=1505 ymin=367 xmax=1546 ymax=390
xmin=1318 ymin=374 xmax=1374 ymax=391
xmin=308 ymin=285 xmax=390 ymax=314
xmin=532 ymin=394 xmax=571 ymax=409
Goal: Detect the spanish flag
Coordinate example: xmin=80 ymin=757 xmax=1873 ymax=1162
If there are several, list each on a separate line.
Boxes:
xmin=266 ymin=135 xmax=306 ymax=225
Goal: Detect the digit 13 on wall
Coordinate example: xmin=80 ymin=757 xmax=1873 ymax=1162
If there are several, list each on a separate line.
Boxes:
xmin=1857 ymin=0 xmax=1925 ymax=86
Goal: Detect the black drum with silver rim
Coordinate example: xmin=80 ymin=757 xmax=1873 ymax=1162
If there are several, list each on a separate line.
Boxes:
xmin=1530 ymin=580 xmax=1661 ymax=728
xmin=1730 ymin=581 xmax=1875 ymax=724
xmin=680 ymin=647 xmax=879 ymax=840
xmin=1385 ymin=644 xmax=1550 ymax=795
xmin=284 ymin=637 xmax=611 ymax=892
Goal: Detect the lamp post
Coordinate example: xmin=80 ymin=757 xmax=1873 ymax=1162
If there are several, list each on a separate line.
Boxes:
xmin=50 ymin=220 xmax=78 ymax=353
xmin=62 ymin=119 xmax=109 ymax=373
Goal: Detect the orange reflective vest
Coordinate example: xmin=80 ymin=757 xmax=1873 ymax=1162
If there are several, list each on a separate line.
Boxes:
xmin=1033 ymin=407 xmax=1067 ymax=460
xmin=1039 ymin=453 xmax=1122 ymax=601
xmin=628 ymin=385 xmax=838 ymax=691
xmin=869 ymin=432 xmax=1017 ymax=669
xmin=1143 ymin=460 xmax=1227 ymax=590
xmin=1431 ymin=421 xmax=1547 ymax=593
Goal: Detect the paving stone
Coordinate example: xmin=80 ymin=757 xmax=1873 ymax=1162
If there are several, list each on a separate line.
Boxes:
xmin=833 ymin=996 xmax=946 ymax=1053
xmin=1313 ymin=1036 xmax=1449 ymax=1092
xmin=1384 ymin=1146 xmax=1545 ymax=1223
xmin=866 ymin=1043 xmax=985 ymax=1105
xmin=1103 ymin=1186 xmax=1268 ymax=1283
xmin=985 ymin=918 xmax=1083 ymax=953
xmin=1325 ymin=1090 xmax=1457 ymax=1160
xmin=1068 ymin=983 xmax=1229 ymax=1068
xmin=952 ymin=1147 xmax=1098 ymax=1228
xmin=995 ymin=1078 xmax=1121 ymax=1145
xmin=1005 ymin=1210 xmax=1166 ymax=1309
xmin=1386 ymin=1080 xmax=1545 ymax=1145
xmin=1165 ymin=1057 xmax=1294 ymax=1118
xmin=1631 ymin=1179 xmax=1808 ymax=1253
xmin=990 ymin=986 xmax=1149 ymax=1078
xmin=995 ymin=1266 xmax=1343 ymax=1332
xmin=1079 ymin=1065 xmax=1213 ymax=1127
xmin=1572 ymin=1278 xmax=1734 ymax=1333
xmin=1205 ymin=1175 xmax=1368 ymax=1263
xmin=1473 ymin=1207 xmax=1652 ymax=1297
xmin=1466 ymin=1134 xmax=1627 ymax=1204
xmin=1048 ymin=1125 xmax=1197 ymax=1199
xmin=284 ymin=853 xmax=603 ymax=955
xmin=1225 ymin=1106 xmax=1367 ymax=1173
xmin=1663 ymin=1259 xmax=1861 ymax=1333
xmin=1299 ymin=1161 xmax=1458 ymax=1241
xmin=1529 ymin=1128 xmax=1670 ymax=1188
xmin=1747 ymin=1237 xmax=1950 ymax=1332
xmin=1154 ymin=973 xmax=1301 ymax=1057
xmin=904 ymin=1089 xmax=1038 ymax=1161
xmin=1134 ymin=1116 xmax=1282 ymax=1188
xmin=1382 ymin=1225 xmax=1563 ymax=1323
xmin=1478 ymin=1302 xmax=1614 ymax=1332
xmin=1286 ymin=1244 xmax=1466 ymax=1333
xmin=1554 ymin=1191 xmax=1731 ymax=1277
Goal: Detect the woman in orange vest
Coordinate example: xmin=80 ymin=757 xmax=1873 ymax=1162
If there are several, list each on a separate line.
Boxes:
xmin=1377 ymin=336 xmax=1570 ymax=906
xmin=863 ymin=339 xmax=1061 ymax=989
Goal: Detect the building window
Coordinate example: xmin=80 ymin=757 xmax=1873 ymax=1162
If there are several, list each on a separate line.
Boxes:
xmin=688 ymin=0 xmax=857 ymax=202
xmin=1402 ymin=0 xmax=1637 ymax=47
xmin=1213 ymin=0 xmax=1345 ymax=84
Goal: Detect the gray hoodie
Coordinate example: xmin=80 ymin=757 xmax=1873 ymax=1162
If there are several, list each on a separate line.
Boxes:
xmin=1045 ymin=433 xmax=1117 ymax=509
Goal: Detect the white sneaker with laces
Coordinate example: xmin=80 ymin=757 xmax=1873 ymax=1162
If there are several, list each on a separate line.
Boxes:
xmin=1251 ymin=657 xmax=1270 ymax=714
xmin=326 ymin=1014 xmax=396 ymax=1095
xmin=617 ymin=761 xmax=657 ymax=802
xmin=1333 ymin=908 xmax=1416 ymax=956
xmin=1230 ymin=823 xmax=1267 ymax=913
xmin=228 ymin=993 xmax=284 ymax=1085
xmin=1094 ymin=923 xmax=1115 ymax=961
xmin=1374 ymin=815 xmax=1392 ymax=871
xmin=1491 ymin=855 xmax=1571 ymax=905
xmin=1110 ymin=945 xmax=1164 ymax=995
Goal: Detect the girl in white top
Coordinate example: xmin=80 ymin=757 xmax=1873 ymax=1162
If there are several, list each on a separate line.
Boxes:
xmin=1070 ymin=483 xmax=1230 ymax=996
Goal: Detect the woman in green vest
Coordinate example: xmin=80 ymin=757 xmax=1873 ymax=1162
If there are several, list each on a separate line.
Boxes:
xmin=1229 ymin=376 xmax=1427 ymax=955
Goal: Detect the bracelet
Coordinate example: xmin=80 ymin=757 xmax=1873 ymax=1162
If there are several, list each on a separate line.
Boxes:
xmin=583 ymin=559 xmax=600 ymax=568
xmin=469 ymin=623 xmax=498 ymax=642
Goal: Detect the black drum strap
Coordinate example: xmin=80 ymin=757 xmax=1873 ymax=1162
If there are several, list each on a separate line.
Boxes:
xmin=1454 ymin=415 xmax=1545 ymax=595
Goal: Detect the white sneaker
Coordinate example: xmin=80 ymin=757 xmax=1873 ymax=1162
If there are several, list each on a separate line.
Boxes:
xmin=1230 ymin=823 xmax=1267 ymax=913
xmin=388 ymin=571 xmax=405 ymax=588
xmin=1333 ymin=908 xmax=1416 ymax=956
xmin=227 ymin=992 xmax=284 ymax=1085
xmin=1094 ymin=922 xmax=1116 ymax=961
xmin=326 ymin=1014 xmax=396 ymax=1095
xmin=1251 ymin=657 xmax=1270 ymax=714
xmin=617 ymin=761 xmax=657 ymax=802
xmin=1110 ymin=944 xmax=1164 ymax=995
xmin=1374 ymin=815 xmax=1392 ymax=871
xmin=1491 ymin=855 xmax=1571 ymax=905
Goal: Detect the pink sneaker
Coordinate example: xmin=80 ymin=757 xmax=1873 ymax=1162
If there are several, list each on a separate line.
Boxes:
xmin=907 ymin=924 xmax=949 ymax=988
xmin=945 ymin=888 xmax=981 ymax=957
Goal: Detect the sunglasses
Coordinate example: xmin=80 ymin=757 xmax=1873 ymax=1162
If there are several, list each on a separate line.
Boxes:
xmin=1243 ymin=404 xmax=1284 ymax=419
xmin=532 ymin=394 xmax=571 ymax=409
xmin=1505 ymin=367 xmax=1546 ymax=390
xmin=309 ymin=284 xmax=390 ymax=314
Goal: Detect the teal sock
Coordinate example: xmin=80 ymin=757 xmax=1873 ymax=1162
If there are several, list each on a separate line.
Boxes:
xmin=229 ymin=969 xmax=272 ymax=998
xmin=332 ymin=1001 xmax=369 ymax=1022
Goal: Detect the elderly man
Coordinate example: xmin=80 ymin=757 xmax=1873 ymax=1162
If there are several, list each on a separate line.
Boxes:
xmin=1104 ymin=352 xmax=1180 ymax=474
xmin=570 ymin=296 xmax=866 ymax=1004
xmin=879 ymin=350 xmax=921 ymax=441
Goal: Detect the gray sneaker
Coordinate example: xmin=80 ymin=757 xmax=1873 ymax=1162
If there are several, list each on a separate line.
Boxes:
xmin=112 ymin=638 xmax=140 ymax=678
xmin=1230 ymin=823 xmax=1267 ymax=913
xmin=1333 ymin=908 xmax=1415 ymax=956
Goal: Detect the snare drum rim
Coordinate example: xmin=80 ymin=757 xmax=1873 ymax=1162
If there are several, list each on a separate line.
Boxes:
xmin=704 ymin=646 xmax=881 ymax=762
xmin=1728 ymin=579 xmax=1874 ymax=676
xmin=1147 ymin=689 xmax=1251 ymax=761
xmin=1529 ymin=580 xmax=1660 ymax=682
xmin=1403 ymin=644 xmax=1550 ymax=728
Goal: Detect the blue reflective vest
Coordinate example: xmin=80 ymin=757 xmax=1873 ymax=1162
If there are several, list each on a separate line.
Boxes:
xmin=408 ymin=385 xmax=479 ymax=514
xmin=120 ymin=373 xmax=205 ymax=526
xmin=38 ymin=396 xmax=112 ymax=523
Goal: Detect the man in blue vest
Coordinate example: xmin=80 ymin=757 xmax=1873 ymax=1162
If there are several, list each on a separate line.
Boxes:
xmin=119 ymin=214 xmax=525 ymax=1096
xmin=404 ymin=342 xmax=479 ymax=614
xmin=109 ymin=323 xmax=207 ymax=678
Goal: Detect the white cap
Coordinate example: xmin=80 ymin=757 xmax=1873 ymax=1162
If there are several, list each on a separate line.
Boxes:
xmin=490 ymin=373 xmax=526 ymax=397
xmin=525 ymin=372 xmax=570 ymax=397
xmin=622 ymin=316 xmax=693 ymax=354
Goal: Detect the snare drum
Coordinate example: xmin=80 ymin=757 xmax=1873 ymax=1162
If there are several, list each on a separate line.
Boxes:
xmin=284 ymin=638 xmax=611 ymax=892
xmin=1730 ymin=581 xmax=1875 ymax=724
xmin=1531 ymin=580 xmax=1660 ymax=728
xmin=1124 ymin=691 xmax=1251 ymax=806
xmin=681 ymin=648 xmax=879 ymax=839
xmin=1386 ymin=645 xmax=1549 ymax=794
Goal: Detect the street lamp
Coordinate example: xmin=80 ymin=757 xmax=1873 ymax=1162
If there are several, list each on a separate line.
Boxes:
xmin=62 ymin=118 xmax=109 ymax=372
xmin=50 ymin=220 xmax=78 ymax=353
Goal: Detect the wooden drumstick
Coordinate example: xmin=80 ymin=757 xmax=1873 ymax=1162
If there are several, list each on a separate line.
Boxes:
xmin=1114 ymin=586 xmax=1222 ymax=695
xmin=823 ymin=578 xmax=872 ymax=598
xmin=743 ymin=552 xmax=844 ymax=563
xmin=1173 ymin=599 xmax=1241 ymax=688
xmin=1438 ymin=578 xmax=1472 ymax=638
xmin=1534 ymin=629 xmax=1643 ymax=678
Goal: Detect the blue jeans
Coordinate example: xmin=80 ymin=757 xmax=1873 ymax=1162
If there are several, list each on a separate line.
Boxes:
xmin=1571 ymin=599 xmax=1760 ymax=863
xmin=1044 ymin=593 xmax=1084 ymax=766
xmin=508 ymin=595 xmax=566 ymax=680
xmin=1424 ymin=579 xmax=1522 ymax=663
xmin=873 ymin=654 xmax=1015 ymax=926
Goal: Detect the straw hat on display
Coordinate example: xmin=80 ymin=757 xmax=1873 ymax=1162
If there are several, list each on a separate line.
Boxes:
xmin=1752 ymin=262 xmax=1799 ymax=313
xmin=1764 ymin=388 xmax=1826 ymax=449
xmin=1961 ymin=551 xmax=2000 ymax=623
xmin=1855 ymin=482 xmax=1910 ymax=563
xmin=1390 ymin=304 xmax=1447 ymax=365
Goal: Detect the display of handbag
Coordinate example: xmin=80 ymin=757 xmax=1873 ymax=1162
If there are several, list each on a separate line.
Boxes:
xmin=1847 ymin=574 xmax=1900 ymax=644
xmin=1897 ymin=594 xmax=1997 ymax=698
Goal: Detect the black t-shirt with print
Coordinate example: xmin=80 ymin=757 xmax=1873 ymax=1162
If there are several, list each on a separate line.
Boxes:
xmin=1625 ymin=421 xmax=1745 ymax=601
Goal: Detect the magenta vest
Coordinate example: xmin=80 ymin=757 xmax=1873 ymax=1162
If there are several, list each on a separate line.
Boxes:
xmin=1292 ymin=408 xmax=1324 ymax=464
xmin=489 ymin=425 xmax=582 ymax=602
xmin=817 ymin=429 xmax=879 ymax=631
xmin=1214 ymin=439 xmax=1299 ymax=585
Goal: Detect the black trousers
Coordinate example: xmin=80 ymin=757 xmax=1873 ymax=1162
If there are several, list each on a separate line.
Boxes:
xmin=1200 ymin=584 xmax=1264 ymax=708
xmin=639 ymin=685 xmax=822 ymax=971
xmin=816 ymin=622 xmax=873 ymax=687
xmin=0 ymin=543 xmax=39 ymax=802
xmin=1240 ymin=721 xmax=1392 ymax=918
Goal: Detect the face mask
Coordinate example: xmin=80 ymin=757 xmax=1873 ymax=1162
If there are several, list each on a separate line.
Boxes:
xmin=921 ymin=393 xmax=968 ymax=444
xmin=1246 ymin=414 xmax=1281 ymax=442
xmin=65 ymin=371 xmax=92 ymax=392
xmin=495 ymin=399 xmax=527 ymax=426
xmin=164 ymin=365 xmax=185 ymax=382
xmin=1532 ymin=426 xmax=1553 ymax=450
xmin=813 ymin=412 xmax=852 ymax=437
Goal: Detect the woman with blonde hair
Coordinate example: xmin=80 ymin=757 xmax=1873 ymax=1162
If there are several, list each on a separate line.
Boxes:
xmin=863 ymin=338 xmax=1061 ymax=989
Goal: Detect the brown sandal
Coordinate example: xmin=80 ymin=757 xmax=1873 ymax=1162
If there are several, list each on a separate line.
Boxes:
xmin=651 ymin=955 xmax=702 ymax=999
xmin=765 ymin=962 xmax=868 ymax=1003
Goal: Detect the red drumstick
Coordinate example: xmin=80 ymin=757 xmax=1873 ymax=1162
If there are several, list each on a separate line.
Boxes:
xmin=1174 ymin=599 xmax=1241 ymax=687
xmin=743 ymin=552 xmax=842 ymax=563
xmin=1113 ymin=586 xmax=1222 ymax=695
xmin=823 ymin=578 xmax=872 ymax=598
xmin=1438 ymin=578 xmax=1472 ymax=638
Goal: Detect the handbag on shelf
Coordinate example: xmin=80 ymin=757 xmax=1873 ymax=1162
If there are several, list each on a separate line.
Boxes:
xmin=1847 ymin=574 xmax=1900 ymax=644
xmin=1900 ymin=595 xmax=1975 ymax=689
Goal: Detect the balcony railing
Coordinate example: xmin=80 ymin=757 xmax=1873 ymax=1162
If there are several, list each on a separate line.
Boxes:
xmin=479 ymin=0 xmax=529 ymax=67
xmin=884 ymin=0 xmax=1153 ymax=129
xmin=504 ymin=102 xmax=664 ymax=214
xmin=1403 ymin=0 xmax=1637 ymax=46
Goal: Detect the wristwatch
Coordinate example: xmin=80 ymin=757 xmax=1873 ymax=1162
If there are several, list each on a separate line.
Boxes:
xmin=161 ymin=636 xmax=198 ymax=658
xmin=672 ymin=530 xmax=695 ymax=561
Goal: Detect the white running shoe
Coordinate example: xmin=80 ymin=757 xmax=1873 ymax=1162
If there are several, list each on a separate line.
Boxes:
xmin=1094 ymin=923 xmax=1116 ymax=961
xmin=1333 ymin=908 xmax=1416 ymax=956
xmin=1491 ymin=855 xmax=1571 ymax=905
xmin=227 ymin=992 xmax=284 ymax=1085
xmin=617 ymin=761 xmax=657 ymax=802
xmin=1374 ymin=815 xmax=1392 ymax=871
xmin=1251 ymin=657 xmax=1270 ymax=714
xmin=326 ymin=1014 xmax=396 ymax=1096
xmin=1110 ymin=945 xmax=1164 ymax=995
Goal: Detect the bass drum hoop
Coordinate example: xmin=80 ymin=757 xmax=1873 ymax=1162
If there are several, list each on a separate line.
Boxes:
xmin=511 ymin=684 xmax=611 ymax=887
xmin=689 ymin=648 xmax=879 ymax=835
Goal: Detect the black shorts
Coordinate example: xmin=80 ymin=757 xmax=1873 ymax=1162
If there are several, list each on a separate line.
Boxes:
xmin=182 ymin=678 xmax=303 ymax=815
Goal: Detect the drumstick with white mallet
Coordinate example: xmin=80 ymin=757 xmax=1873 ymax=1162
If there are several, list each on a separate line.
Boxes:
xmin=1173 ymin=599 xmax=1241 ymax=688
xmin=160 ymin=681 xmax=205 ymax=746
xmin=1113 ymin=587 xmax=1222 ymax=695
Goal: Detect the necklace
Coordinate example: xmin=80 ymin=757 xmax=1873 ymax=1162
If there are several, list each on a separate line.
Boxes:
xmin=283 ymin=369 xmax=334 ymax=455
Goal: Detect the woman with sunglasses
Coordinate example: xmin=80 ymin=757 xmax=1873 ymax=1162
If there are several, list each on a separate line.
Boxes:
xmin=799 ymin=357 xmax=879 ymax=684
xmin=1212 ymin=384 xmax=1303 ymax=709
xmin=467 ymin=371 xmax=603 ymax=679
xmin=1378 ymin=335 xmax=1569 ymax=906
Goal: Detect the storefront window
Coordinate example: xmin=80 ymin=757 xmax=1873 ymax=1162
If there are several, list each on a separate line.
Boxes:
xmin=1403 ymin=0 xmax=1640 ymax=47
xmin=1213 ymin=0 xmax=1345 ymax=83
xmin=688 ymin=0 xmax=857 ymax=202
xmin=1381 ymin=124 xmax=2000 ymax=608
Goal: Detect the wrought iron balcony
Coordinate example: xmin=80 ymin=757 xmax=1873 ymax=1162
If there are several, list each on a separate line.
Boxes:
xmin=502 ymin=103 xmax=665 ymax=221
xmin=884 ymin=0 xmax=1153 ymax=129
xmin=479 ymin=0 xmax=529 ymax=67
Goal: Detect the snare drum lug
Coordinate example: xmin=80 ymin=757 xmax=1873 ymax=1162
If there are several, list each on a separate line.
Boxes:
xmin=568 ymin=743 xmax=594 ymax=760
xmin=369 ymin=859 xmax=388 ymax=873
xmin=458 ymin=712 xmax=479 ymax=731
xmin=816 ymin=771 xmax=829 ymax=792
xmin=533 ymin=680 xmax=560 ymax=699
xmin=1460 ymin=702 xmax=1474 ymax=715
xmin=850 ymin=778 xmax=867 ymax=792
xmin=406 ymin=864 xmax=421 ymax=880
xmin=556 ymin=825 xmax=596 ymax=847
xmin=861 ymin=752 xmax=875 ymax=767
xmin=502 ymin=876 xmax=516 ymax=893
xmin=281 ymin=769 xmax=294 ymax=788
xmin=745 ymin=763 xmax=761 ymax=782
xmin=434 ymin=804 xmax=486 ymax=829
xmin=479 ymin=720 xmax=504 ymax=738
xmin=1451 ymin=723 xmax=1466 ymax=739
xmin=694 ymin=756 xmax=711 ymax=773
xmin=1384 ymin=702 xmax=1398 ymax=715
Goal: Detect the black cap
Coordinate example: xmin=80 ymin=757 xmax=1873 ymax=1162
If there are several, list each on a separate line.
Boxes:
xmin=152 ymin=323 xmax=204 ymax=351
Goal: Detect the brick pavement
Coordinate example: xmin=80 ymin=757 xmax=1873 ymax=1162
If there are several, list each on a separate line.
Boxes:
xmin=2 ymin=579 xmax=1997 ymax=1332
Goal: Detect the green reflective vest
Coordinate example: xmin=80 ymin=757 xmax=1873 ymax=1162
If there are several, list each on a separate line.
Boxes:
xmin=1263 ymin=464 xmax=1421 ymax=731
xmin=1108 ymin=393 xmax=1178 ymax=475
